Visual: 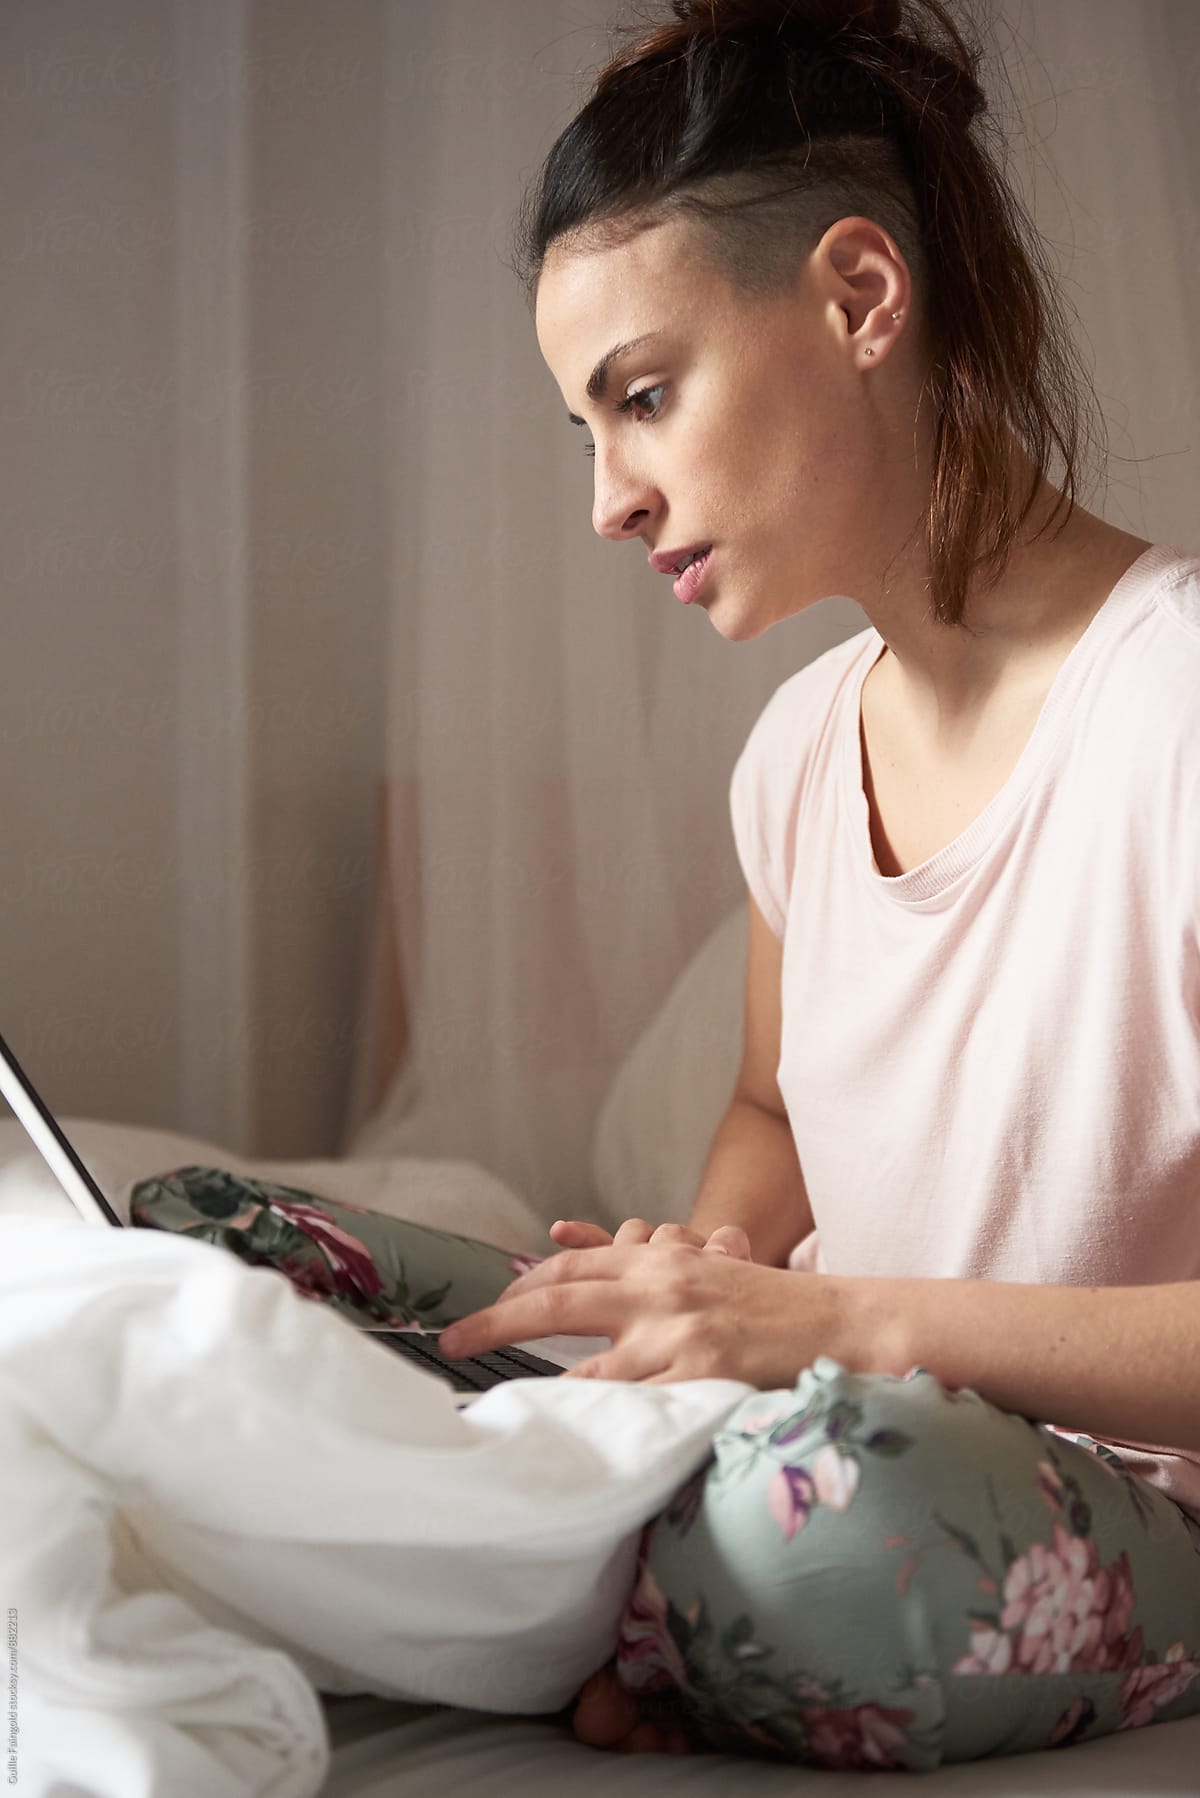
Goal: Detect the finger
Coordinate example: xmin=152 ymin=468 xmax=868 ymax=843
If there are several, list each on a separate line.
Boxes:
xmin=561 ymin=1359 xmax=603 ymax=1380
xmin=647 ymin=1222 xmax=705 ymax=1249
xmin=495 ymin=1245 xmax=628 ymax=1307
xmin=548 ymin=1219 xmax=613 ymax=1250
xmin=612 ymin=1218 xmax=655 ymax=1247
xmin=562 ymin=1340 xmax=671 ymax=1384
xmin=704 ymin=1224 xmax=753 ymax=1261
xmin=643 ymin=1362 xmax=719 ymax=1385
xmin=438 ymin=1279 xmax=635 ymax=1359
xmin=571 ymin=1669 xmax=640 ymax=1747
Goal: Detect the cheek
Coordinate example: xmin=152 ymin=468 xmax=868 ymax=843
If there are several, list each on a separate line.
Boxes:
xmin=678 ymin=376 xmax=838 ymax=542
xmin=685 ymin=405 xmax=777 ymax=514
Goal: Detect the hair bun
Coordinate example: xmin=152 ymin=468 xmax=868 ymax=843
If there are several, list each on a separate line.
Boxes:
xmin=670 ymin=0 xmax=904 ymax=41
xmin=665 ymin=0 xmax=985 ymax=129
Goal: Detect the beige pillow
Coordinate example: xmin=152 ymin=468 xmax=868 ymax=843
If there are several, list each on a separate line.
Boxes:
xmin=589 ymin=904 xmax=748 ymax=1233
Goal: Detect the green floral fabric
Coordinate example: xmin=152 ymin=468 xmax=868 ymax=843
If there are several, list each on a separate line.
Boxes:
xmin=129 ymin=1175 xmax=1200 ymax=1771
xmin=130 ymin=1164 xmax=535 ymax=1330
xmin=617 ymin=1357 xmax=1200 ymax=1769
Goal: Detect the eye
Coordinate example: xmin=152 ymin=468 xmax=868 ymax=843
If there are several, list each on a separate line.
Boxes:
xmin=618 ymin=382 xmax=666 ymax=421
xmin=583 ymin=383 xmax=666 ymax=459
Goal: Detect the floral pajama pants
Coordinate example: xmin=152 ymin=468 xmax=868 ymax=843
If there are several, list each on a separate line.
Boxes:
xmin=131 ymin=1170 xmax=1200 ymax=1771
xmin=616 ymin=1356 xmax=1200 ymax=1770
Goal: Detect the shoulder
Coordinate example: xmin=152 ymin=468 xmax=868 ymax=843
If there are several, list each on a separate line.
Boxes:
xmin=1105 ymin=545 xmax=1200 ymax=725
xmin=735 ymin=626 xmax=878 ymax=765
xmin=1146 ymin=546 xmax=1200 ymax=644
xmin=1083 ymin=546 xmax=1200 ymax=867
xmin=727 ymin=626 xmax=876 ymax=938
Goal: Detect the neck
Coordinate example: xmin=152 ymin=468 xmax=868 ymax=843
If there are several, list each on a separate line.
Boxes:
xmin=861 ymin=474 xmax=1150 ymax=737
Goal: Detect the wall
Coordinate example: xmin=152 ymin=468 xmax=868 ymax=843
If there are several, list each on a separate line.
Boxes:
xmin=1 ymin=0 xmax=183 ymax=1128
xmin=2 ymin=0 xmax=1195 ymax=1160
xmin=0 ymin=0 xmax=389 ymax=1155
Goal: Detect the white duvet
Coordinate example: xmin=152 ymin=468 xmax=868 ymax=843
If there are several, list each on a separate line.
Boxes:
xmin=0 ymin=1125 xmax=750 ymax=1798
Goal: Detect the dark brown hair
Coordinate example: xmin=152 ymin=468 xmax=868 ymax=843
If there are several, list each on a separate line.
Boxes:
xmin=514 ymin=0 xmax=1105 ymax=628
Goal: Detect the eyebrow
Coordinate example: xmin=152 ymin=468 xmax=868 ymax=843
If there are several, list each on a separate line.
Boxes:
xmin=566 ymin=331 xmax=665 ymax=425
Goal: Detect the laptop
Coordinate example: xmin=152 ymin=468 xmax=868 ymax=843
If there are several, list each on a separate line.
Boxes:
xmin=0 ymin=1027 xmax=595 ymax=1403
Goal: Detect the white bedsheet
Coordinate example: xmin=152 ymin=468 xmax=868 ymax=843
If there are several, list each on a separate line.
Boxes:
xmin=8 ymin=1121 xmax=1200 ymax=1798
xmin=0 ymin=1189 xmax=749 ymax=1798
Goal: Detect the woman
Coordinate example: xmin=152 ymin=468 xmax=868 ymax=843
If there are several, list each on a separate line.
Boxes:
xmin=438 ymin=0 xmax=1200 ymax=1770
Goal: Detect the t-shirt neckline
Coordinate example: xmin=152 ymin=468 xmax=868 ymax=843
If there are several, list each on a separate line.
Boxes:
xmin=843 ymin=542 xmax=1176 ymax=904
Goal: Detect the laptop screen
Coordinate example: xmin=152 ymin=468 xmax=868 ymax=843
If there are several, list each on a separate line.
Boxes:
xmin=0 ymin=1030 xmax=122 ymax=1227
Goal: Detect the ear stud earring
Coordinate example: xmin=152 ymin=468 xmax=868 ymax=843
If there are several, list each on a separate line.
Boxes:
xmin=866 ymin=314 xmax=901 ymax=357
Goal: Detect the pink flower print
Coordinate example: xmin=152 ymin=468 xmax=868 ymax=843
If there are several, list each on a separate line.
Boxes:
xmin=794 ymin=1678 xmax=829 ymax=1702
xmin=507 ymin=1253 xmax=544 ymax=1279
xmin=1119 ymin=1645 xmax=1199 ymax=1731
xmin=1036 ymin=1459 xmax=1065 ymax=1513
xmin=768 ymin=1464 xmax=817 ymax=1541
xmin=1048 ymin=1695 xmax=1095 ymax=1748
xmin=953 ymin=1527 xmax=1142 ymax=1679
xmin=266 ymin=1199 xmax=384 ymax=1298
xmin=812 ymin=1445 xmax=860 ymax=1512
xmin=614 ymin=1562 xmax=690 ymax=1696
xmin=737 ymin=1408 xmax=790 ymax=1436
xmin=1000 ymin=1528 xmax=1136 ymax=1675
xmin=283 ymin=1269 xmax=332 ymax=1304
xmin=804 ymin=1701 xmax=913 ymax=1769
xmin=894 ymin=1554 xmax=920 ymax=1597
xmin=954 ymin=1620 xmax=1014 ymax=1676
xmin=222 ymin=1205 xmax=262 ymax=1231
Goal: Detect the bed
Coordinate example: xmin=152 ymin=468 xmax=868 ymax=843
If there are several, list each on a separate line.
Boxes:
xmin=320 ymin=1691 xmax=1200 ymax=1795
xmin=4 ymin=904 xmax=1200 ymax=1794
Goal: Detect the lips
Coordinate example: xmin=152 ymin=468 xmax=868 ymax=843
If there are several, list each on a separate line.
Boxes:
xmin=673 ymin=547 xmax=713 ymax=605
xmin=649 ymin=542 xmax=713 ymax=576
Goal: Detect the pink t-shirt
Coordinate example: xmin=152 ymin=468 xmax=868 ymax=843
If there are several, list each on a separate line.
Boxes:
xmin=729 ymin=543 xmax=1200 ymax=1519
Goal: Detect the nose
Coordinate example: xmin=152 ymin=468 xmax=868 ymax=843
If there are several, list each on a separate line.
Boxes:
xmin=591 ymin=444 xmax=657 ymax=543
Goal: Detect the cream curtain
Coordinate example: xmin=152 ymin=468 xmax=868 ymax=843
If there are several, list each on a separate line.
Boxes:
xmin=345 ymin=0 xmax=1199 ymax=1222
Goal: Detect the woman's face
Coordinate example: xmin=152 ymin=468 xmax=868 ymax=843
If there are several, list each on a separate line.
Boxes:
xmin=534 ymin=210 xmax=922 ymax=638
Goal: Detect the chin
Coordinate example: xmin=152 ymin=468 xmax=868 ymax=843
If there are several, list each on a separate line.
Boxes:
xmin=705 ymin=591 xmax=779 ymax=644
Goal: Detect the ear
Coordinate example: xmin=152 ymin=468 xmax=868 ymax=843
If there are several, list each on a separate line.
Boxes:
xmin=815 ymin=215 xmax=909 ymax=351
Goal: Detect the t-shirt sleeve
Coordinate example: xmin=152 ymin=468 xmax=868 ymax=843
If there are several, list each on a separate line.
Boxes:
xmin=729 ymin=696 xmax=789 ymax=942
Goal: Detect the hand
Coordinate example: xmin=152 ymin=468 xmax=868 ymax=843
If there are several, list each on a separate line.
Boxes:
xmin=548 ymin=1214 xmax=753 ymax=1259
xmin=438 ymin=1237 xmax=832 ymax=1387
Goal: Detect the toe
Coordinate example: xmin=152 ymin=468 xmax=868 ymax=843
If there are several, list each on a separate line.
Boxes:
xmin=571 ymin=1668 xmax=642 ymax=1747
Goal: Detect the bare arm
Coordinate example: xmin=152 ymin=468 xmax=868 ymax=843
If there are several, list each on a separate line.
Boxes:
xmin=847 ymin=1273 xmax=1200 ymax=1453
xmin=685 ymin=890 xmax=813 ymax=1265
xmin=686 ymin=1094 xmax=813 ymax=1268
xmin=554 ymin=895 xmax=811 ymax=1265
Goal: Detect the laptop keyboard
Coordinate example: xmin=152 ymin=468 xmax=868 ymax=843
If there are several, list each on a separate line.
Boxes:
xmin=367 ymin=1328 xmax=563 ymax=1393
